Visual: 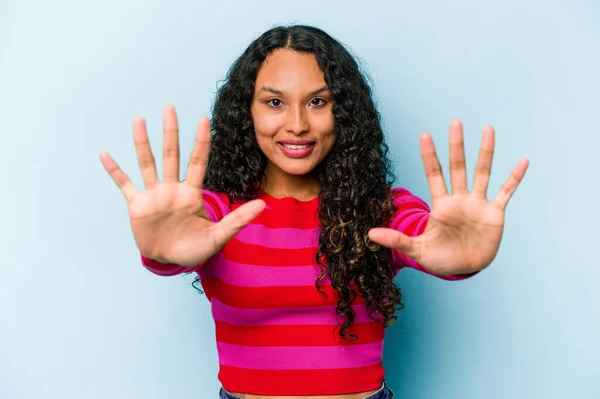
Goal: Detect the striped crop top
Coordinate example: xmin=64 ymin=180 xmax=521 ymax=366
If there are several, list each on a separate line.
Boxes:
xmin=141 ymin=187 xmax=475 ymax=396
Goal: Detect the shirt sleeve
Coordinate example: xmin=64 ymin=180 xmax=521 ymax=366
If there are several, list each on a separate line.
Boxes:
xmin=388 ymin=187 xmax=478 ymax=281
xmin=140 ymin=190 xmax=231 ymax=276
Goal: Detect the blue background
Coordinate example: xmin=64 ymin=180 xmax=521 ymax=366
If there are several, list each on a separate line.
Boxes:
xmin=1 ymin=1 xmax=598 ymax=398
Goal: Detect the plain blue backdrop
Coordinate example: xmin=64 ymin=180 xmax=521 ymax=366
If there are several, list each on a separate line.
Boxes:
xmin=1 ymin=0 xmax=598 ymax=398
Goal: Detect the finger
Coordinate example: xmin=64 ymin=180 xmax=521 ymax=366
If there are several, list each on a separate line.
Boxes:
xmin=211 ymin=200 xmax=266 ymax=247
xmin=472 ymin=126 xmax=495 ymax=197
xmin=132 ymin=117 xmax=159 ymax=188
xmin=162 ymin=105 xmax=180 ymax=182
xmin=495 ymin=158 xmax=529 ymax=210
xmin=184 ymin=117 xmax=211 ymax=189
xmin=99 ymin=150 xmax=137 ymax=202
xmin=420 ymin=132 xmax=448 ymax=200
xmin=368 ymin=227 xmax=419 ymax=259
xmin=448 ymin=119 xmax=468 ymax=194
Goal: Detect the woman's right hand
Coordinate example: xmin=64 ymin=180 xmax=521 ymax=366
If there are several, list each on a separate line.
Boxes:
xmin=99 ymin=105 xmax=265 ymax=267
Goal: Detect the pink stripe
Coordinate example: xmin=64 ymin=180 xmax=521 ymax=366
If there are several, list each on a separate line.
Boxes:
xmin=390 ymin=212 xmax=428 ymax=268
xmin=391 ymin=188 xmax=429 ymax=208
xmin=141 ymin=256 xmax=200 ymax=276
xmin=204 ymin=205 xmax=220 ymax=224
xmin=200 ymin=255 xmax=331 ymax=287
xmin=389 ymin=209 xmax=427 ymax=233
xmin=202 ymin=190 xmax=230 ymax=221
xmin=216 ymin=340 xmax=383 ymax=370
xmin=234 ymin=223 xmax=320 ymax=249
xmin=211 ymin=299 xmax=382 ymax=326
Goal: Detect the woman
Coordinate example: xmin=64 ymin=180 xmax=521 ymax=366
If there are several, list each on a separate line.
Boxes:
xmin=99 ymin=25 xmax=528 ymax=399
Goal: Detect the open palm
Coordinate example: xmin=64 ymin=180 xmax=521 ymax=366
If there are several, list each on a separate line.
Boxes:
xmin=99 ymin=105 xmax=265 ymax=267
xmin=369 ymin=120 xmax=529 ymax=276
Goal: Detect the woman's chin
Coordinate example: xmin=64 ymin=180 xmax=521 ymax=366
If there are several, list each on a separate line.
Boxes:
xmin=276 ymin=160 xmax=318 ymax=176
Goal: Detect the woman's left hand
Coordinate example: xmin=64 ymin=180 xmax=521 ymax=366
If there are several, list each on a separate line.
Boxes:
xmin=368 ymin=119 xmax=529 ymax=276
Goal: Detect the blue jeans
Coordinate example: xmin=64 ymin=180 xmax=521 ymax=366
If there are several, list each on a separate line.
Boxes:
xmin=219 ymin=381 xmax=394 ymax=398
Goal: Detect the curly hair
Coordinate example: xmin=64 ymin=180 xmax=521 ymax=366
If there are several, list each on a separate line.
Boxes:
xmin=197 ymin=25 xmax=403 ymax=340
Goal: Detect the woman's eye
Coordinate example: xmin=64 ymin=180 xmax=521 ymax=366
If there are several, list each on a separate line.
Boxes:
xmin=267 ymin=99 xmax=283 ymax=107
xmin=310 ymin=98 xmax=326 ymax=106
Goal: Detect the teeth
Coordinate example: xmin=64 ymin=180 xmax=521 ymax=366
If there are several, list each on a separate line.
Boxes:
xmin=283 ymin=144 xmax=310 ymax=150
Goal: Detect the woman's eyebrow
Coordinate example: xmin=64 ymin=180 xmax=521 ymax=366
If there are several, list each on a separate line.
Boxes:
xmin=259 ymin=85 xmax=330 ymax=97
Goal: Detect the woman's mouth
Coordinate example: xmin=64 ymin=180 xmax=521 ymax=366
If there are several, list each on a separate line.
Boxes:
xmin=278 ymin=141 xmax=315 ymax=158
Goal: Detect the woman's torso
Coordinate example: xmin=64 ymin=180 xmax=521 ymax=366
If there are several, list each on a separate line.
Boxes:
xmin=198 ymin=190 xmax=391 ymax=397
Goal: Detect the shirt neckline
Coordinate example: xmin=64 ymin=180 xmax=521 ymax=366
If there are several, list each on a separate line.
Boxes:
xmin=257 ymin=188 xmax=320 ymax=211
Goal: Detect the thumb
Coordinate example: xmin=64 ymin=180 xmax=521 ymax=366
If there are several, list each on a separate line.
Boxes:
xmin=368 ymin=227 xmax=419 ymax=258
xmin=211 ymin=199 xmax=266 ymax=247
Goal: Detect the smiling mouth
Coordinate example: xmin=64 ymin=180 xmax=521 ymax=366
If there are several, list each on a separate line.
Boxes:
xmin=281 ymin=143 xmax=312 ymax=150
xmin=277 ymin=142 xmax=315 ymax=158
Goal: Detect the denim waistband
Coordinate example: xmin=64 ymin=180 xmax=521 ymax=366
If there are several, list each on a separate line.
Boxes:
xmin=219 ymin=381 xmax=394 ymax=399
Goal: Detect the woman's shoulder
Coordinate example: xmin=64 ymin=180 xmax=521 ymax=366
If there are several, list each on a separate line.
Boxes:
xmin=389 ymin=186 xmax=430 ymax=210
xmin=389 ymin=186 xmax=420 ymax=199
xmin=200 ymin=189 xmax=233 ymax=220
xmin=201 ymin=189 xmax=231 ymax=204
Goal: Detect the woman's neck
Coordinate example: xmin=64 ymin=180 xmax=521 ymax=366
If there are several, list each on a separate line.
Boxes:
xmin=261 ymin=165 xmax=320 ymax=201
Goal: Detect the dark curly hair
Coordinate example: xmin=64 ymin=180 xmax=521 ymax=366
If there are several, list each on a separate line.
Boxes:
xmin=197 ymin=25 xmax=403 ymax=340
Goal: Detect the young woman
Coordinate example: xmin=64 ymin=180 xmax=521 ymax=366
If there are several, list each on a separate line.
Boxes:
xmin=100 ymin=25 xmax=528 ymax=399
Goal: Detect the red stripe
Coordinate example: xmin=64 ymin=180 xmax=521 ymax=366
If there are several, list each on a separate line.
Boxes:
xmin=215 ymin=320 xmax=384 ymax=346
xmin=203 ymin=195 xmax=223 ymax=220
xmin=222 ymin=238 xmax=319 ymax=266
xmin=207 ymin=191 xmax=231 ymax=204
xmin=231 ymin=204 xmax=320 ymax=229
xmin=392 ymin=188 xmax=429 ymax=207
xmin=201 ymin=277 xmax=366 ymax=308
xmin=140 ymin=255 xmax=200 ymax=276
xmin=219 ymin=363 xmax=385 ymax=396
xmin=392 ymin=212 xmax=423 ymax=236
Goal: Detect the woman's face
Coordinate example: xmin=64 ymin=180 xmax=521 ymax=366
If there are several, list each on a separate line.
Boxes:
xmin=251 ymin=49 xmax=336 ymax=179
